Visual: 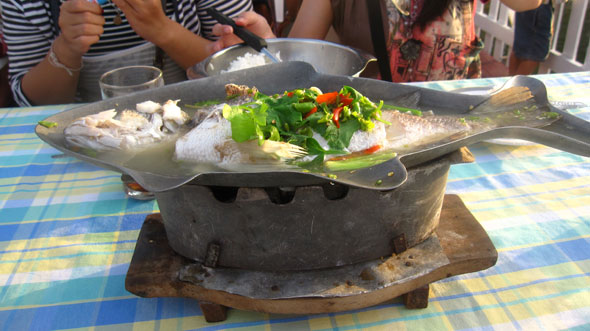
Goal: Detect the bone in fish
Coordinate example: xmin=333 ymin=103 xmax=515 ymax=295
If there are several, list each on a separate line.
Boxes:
xmin=64 ymin=100 xmax=190 ymax=151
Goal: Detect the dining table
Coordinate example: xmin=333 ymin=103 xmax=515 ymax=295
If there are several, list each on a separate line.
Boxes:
xmin=1 ymin=71 xmax=589 ymax=330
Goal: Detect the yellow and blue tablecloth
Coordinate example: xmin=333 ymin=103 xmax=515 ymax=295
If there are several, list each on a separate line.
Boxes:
xmin=1 ymin=72 xmax=589 ymax=330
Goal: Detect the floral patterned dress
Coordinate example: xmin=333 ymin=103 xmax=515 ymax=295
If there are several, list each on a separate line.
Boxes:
xmin=384 ymin=0 xmax=484 ymax=82
xmin=331 ymin=0 xmax=485 ymax=82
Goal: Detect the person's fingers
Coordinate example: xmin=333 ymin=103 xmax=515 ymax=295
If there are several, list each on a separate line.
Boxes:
xmin=233 ymin=11 xmax=263 ymax=25
xmin=112 ymin=0 xmax=163 ymax=19
xmin=60 ymin=1 xmax=105 ymax=26
xmin=57 ymin=1 xmax=105 ymax=56
xmin=232 ymin=11 xmax=275 ymax=38
xmin=59 ymin=10 xmax=105 ymax=41
xmin=61 ymin=0 xmax=103 ymax=15
xmin=72 ymin=35 xmax=102 ymax=50
xmin=59 ymin=30 xmax=102 ymax=54
xmin=211 ymin=23 xmax=234 ymax=37
xmin=207 ymin=40 xmax=224 ymax=54
xmin=111 ymin=0 xmax=170 ymax=42
xmin=111 ymin=0 xmax=133 ymax=13
xmin=63 ymin=22 xmax=104 ymax=38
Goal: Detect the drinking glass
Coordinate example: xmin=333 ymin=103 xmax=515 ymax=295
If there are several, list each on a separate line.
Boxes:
xmin=99 ymin=65 xmax=164 ymax=99
xmin=99 ymin=65 xmax=164 ymax=200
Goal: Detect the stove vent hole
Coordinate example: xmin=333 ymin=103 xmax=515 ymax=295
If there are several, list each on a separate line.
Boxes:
xmin=264 ymin=187 xmax=296 ymax=204
xmin=209 ymin=186 xmax=239 ymax=203
xmin=323 ymin=183 xmax=349 ymax=200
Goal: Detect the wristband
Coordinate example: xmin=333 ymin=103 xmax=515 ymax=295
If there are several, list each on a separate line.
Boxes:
xmin=48 ymin=44 xmax=83 ymax=76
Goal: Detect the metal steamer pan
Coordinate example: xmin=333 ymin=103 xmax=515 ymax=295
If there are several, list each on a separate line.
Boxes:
xmin=156 ymin=150 xmax=470 ymax=271
xmin=36 ymin=62 xmax=590 ymax=194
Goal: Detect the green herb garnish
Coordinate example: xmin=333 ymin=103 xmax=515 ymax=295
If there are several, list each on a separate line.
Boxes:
xmin=222 ymin=86 xmax=388 ymax=157
xmin=540 ymin=111 xmax=560 ymax=119
xmin=324 ymin=152 xmax=397 ymax=172
xmin=185 ymin=100 xmax=223 ymax=108
xmin=38 ymin=121 xmax=58 ymax=128
xmin=382 ymin=104 xmax=423 ymax=116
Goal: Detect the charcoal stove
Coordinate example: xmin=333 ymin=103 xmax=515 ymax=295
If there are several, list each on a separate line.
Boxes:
xmin=33 ymin=61 xmax=589 ymax=322
xmin=125 ymin=149 xmax=498 ymax=322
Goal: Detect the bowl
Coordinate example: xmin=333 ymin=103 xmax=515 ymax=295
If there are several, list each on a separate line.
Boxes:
xmin=187 ymin=38 xmax=376 ymax=79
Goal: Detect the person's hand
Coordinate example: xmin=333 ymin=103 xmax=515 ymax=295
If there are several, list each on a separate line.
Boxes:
xmin=54 ymin=0 xmax=105 ymax=66
xmin=111 ymin=0 xmax=174 ymax=44
xmin=208 ymin=11 xmax=276 ymax=54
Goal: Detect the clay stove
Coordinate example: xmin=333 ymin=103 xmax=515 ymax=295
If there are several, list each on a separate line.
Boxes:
xmin=125 ymin=149 xmax=497 ymax=322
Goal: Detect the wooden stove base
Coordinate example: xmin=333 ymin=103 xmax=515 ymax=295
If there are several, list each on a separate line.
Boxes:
xmin=125 ymin=194 xmax=497 ymax=322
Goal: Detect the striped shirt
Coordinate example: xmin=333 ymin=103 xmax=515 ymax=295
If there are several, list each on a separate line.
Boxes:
xmin=0 ymin=0 xmax=253 ymax=106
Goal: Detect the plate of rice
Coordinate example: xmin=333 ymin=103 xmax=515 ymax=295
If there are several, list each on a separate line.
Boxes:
xmin=221 ymin=51 xmax=283 ymax=73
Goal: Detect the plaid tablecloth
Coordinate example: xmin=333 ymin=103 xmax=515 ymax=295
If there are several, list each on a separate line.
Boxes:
xmin=1 ymin=72 xmax=589 ymax=330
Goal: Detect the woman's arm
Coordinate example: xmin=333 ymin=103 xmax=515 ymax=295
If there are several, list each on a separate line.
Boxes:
xmin=287 ymin=0 xmax=333 ymax=39
xmin=112 ymin=0 xmax=252 ymax=69
xmin=499 ymin=0 xmax=542 ymax=11
xmin=2 ymin=0 xmax=104 ymax=106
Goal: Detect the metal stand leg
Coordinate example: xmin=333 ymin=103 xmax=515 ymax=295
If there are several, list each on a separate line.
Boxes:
xmin=403 ymin=284 xmax=430 ymax=309
xmin=199 ymin=301 xmax=228 ymax=322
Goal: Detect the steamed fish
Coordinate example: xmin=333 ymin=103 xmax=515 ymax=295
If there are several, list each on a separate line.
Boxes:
xmin=175 ymin=110 xmax=307 ymax=163
xmin=175 ymin=84 xmax=307 ymax=163
xmin=174 ymin=84 xmax=559 ymax=169
xmin=64 ymin=100 xmax=190 ymax=151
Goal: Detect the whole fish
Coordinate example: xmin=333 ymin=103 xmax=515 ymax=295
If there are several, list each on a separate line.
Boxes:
xmin=174 ymin=84 xmax=560 ymax=169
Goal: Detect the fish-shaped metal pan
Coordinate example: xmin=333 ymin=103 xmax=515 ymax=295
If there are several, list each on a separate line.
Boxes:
xmin=35 ymin=62 xmax=590 ymax=191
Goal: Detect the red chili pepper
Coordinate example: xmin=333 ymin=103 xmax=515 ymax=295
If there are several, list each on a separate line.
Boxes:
xmin=333 ymin=106 xmax=343 ymax=128
xmin=339 ymin=93 xmax=353 ymax=106
xmin=303 ymin=106 xmax=317 ymax=119
xmin=363 ymin=145 xmax=381 ymax=154
xmin=316 ymin=91 xmax=338 ymax=104
xmin=287 ymin=92 xmax=294 ymax=97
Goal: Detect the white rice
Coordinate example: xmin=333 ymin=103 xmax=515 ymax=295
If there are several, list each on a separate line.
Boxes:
xmin=222 ymin=51 xmax=281 ymax=73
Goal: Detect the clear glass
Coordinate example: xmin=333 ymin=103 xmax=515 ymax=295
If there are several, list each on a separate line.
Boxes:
xmin=99 ymin=65 xmax=164 ymax=99
xmin=99 ymin=65 xmax=164 ymax=200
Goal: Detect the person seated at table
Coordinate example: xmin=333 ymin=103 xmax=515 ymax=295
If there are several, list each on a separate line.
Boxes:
xmin=213 ymin=0 xmax=541 ymax=82
xmin=0 ymin=0 xmax=252 ymax=107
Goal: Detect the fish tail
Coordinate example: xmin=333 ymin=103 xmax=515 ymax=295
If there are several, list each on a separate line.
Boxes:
xmin=471 ymin=86 xmax=534 ymax=114
xmin=468 ymin=86 xmax=559 ymax=128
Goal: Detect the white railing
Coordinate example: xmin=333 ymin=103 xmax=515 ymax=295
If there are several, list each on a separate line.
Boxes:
xmin=475 ymin=0 xmax=590 ymax=73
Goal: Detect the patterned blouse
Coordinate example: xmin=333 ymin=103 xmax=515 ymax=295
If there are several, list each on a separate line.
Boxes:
xmin=332 ymin=0 xmax=486 ymax=82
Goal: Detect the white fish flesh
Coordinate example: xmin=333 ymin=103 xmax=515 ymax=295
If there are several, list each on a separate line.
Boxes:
xmin=175 ymin=84 xmax=302 ymax=163
xmin=174 ymin=108 xmax=245 ymax=163
xmin=64 ymin=100 xmax=190 ymax=151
